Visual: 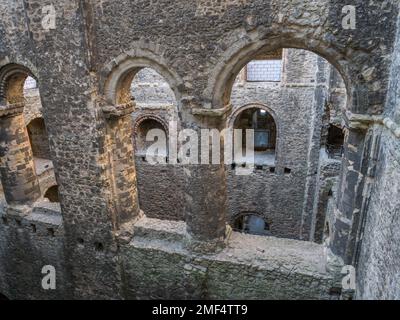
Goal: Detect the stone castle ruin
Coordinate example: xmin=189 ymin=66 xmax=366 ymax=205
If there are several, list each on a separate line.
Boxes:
xmin=0 ymin=0 xmax=399 ymax=300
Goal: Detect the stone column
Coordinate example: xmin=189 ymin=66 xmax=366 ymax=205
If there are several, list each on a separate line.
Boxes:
xmin=103 ymin=102 xmax=141 ymax=228
xmin=0 ymin=103 xmax=40 ymax=206
xmin=327 ymin=112 xmax=374 ymax=270
xmin=184 ymin=106 xmax=232 ymax=253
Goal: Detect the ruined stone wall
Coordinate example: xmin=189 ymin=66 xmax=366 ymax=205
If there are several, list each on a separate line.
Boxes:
xmin=121 ymin=217 xmax=337 ymax=300
xmin=131 ymin=68 xmax=176 ymax=106
xmin=130 ymin=50 xmax=341 ymax=240
xmin=0 ymin=202 xmax=69 ymax=299
xmin=130 ymin=68 xmax=184 ymax=220
xmin=356 ymin=14 xmax=400 ymax=299
xmin=0 ymin=0 xmax=398 ymax=300
xmin=356 ymin=128 xmax=400 ymax=299
xmin=314 ymin=154 xmax=341 ymax=244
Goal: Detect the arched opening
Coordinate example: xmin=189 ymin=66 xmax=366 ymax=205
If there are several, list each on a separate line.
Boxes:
xmin=126 ymin=67 xmax=183 ymax=221
xmin=222 ymin=48 xmax=347 ymax=241
xmin=0 ymin=64 xmax=56 ymax=205
xmin=233 ymin=213 xmax=271 ymax=236
xmin=0 ymin=64 xmax=33 ymax=106
xmin=232 ymin=106 xmax=277 ymax=165
xmin=129 ymin=67 xmax=177 ymax=161
xmin=134 ymin=118 xmax=168 ymax=159
xmin=44 ymin=185 xmax=59 ymax=203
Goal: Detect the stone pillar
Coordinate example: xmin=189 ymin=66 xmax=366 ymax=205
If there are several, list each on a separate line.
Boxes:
xmin=0 ymin=103 xmax=40 ymax=206
xmin=185 ymin=164 xmax=229 ymax=250
xmin=327 ymin=112 xmax=374 ymax=270
xmin=184 ymin=106 xmax=231 ymax=253
xmin=103 ymin=102 xmax=141 ymax=228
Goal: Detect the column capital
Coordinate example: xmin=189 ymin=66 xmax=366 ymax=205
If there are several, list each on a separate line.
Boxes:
xmin=102 ymin=101 xmax=135 ymax=119
xmin=0 ymin=103 xmax=24 ymax=118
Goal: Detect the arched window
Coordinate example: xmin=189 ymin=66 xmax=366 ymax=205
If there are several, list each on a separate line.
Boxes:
xmin=134 ymin=118 xmax=168 ymax=159
xmin=232 ymin=106 xmax=277 ymax=165
xmin=233 ymin=214 xmax=271 ymax=236
xmin=130 ymin=68 xmax=176 ymax=161
xmin=0 ymin=64 xmax=32 ymax=106
xmin=44 ymin=185 xmax=59 ymax=203
xmin=220 ymin=48 xmax=348 ymax=242
xmin=127 ymin=67 xmax=183 ymax=221
xmin=0 ymin=64 xmax=54 ymax=205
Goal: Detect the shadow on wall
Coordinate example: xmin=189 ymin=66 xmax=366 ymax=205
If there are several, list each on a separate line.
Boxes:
xmin=27 ymin=118 xmax=51 ymax=160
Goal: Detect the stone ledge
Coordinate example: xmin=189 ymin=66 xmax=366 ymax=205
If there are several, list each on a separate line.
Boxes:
xmin=191 ymin=104 xmax=232 ymax=117
xmin=133 ymin=216 xmax=187 ymax=243
xmin=0 ymin=103 xmax=24 ymax=118
xmin=31 ymin=201 xmax=62 ymax=226
xmin=129 ymin=217 xmax=332 ymax=277
xmin=0 ymin=201 xmax=62 ymax=229
xmin=102 ymin=102 xmax=135 ymax=119
xmin=123 ymin=218 xmax=336 ymax=299
xmin=344 ymin=111 xmax=383 ymax=130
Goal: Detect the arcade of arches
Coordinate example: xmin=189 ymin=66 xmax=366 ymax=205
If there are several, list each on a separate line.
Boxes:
xmin=0 ymin=1 xmax=399 ymax=301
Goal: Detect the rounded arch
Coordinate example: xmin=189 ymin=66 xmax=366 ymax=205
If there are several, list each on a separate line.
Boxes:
xmin=206 ymin=35 xmax=352 ymax=111
xmin=44 ymin=185 xmax=59 ymax=203
xmin=230 ymin=211 xmax=273 ymax=236
xmin=102 ymin=51 xmax=184 ymax=108
xmin=0 ymin=63 xmax=37 ymax=105
xmin=228 ymin=103 xmax=280 ymax=164
xmin=133 ymin=115 xmax=169 ymax=157
xmin=228 ymin=103 xmax=279 ymax=129
xmin=134 ymin=114 xmax=169 ymax=135
xmin=25 ymin=111 xmax=43 ymax=127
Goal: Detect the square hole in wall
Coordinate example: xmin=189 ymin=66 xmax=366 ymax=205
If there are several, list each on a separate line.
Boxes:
xmin=94 ymin=242 xmax=104 ymax=252
xmin=284 ymin=168 xmax=292 ymax=174
xmin=269 ymin=167 xmax=275 ymax=173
